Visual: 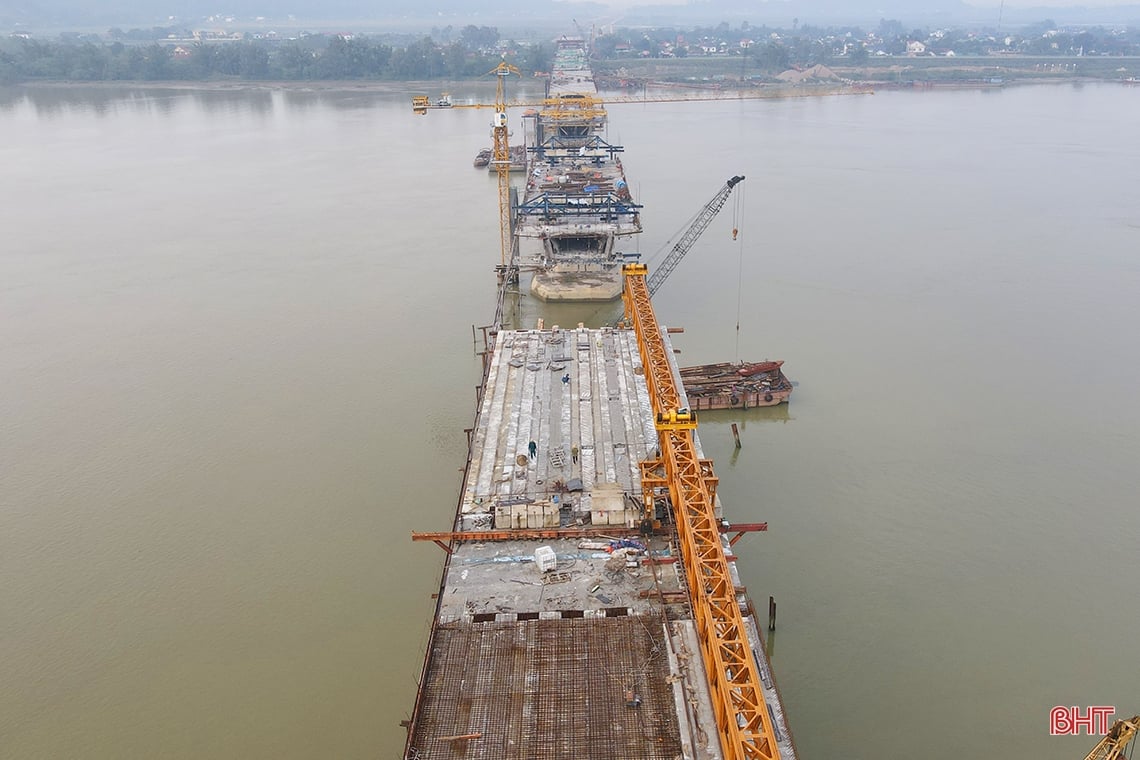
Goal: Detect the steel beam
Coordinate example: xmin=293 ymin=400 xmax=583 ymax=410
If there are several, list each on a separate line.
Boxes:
xmin=623 ymin=265 xmax=782 ymax=760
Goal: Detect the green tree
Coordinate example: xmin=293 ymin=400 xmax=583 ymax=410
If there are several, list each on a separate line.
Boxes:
xmin=275 ymin=43 xmax=314 ymax=79
xmin=238 ymin=43 xmax=269 ymax=78
xmin=188 ymin=43 xmax=216 ymax=78
xmin=1024 ymin=19 xmax=1058 ymax=37
xmin=878 ymin=18 xmax=904 ymax=38
xmin=132 ymin=44 xmax=170 ymax=80
xmin=593 ymin=33 xmax=618 ymax=58
xmin=72 ymin=43 xmax=108 ymax=79
xmin=460 ymin=25 xmax=499 ymax=50
xmin=758 ymin=41 xmax=789 ymax=72
xmin=389 ymin=36 xmax=444 ymax=78
xmin=311 ymin=37 xmax=391 ymax=79
xmin=517 ymin=40 xmax=552 ymax=74
xmin=315 ymin=36 xmax=353 ymax=78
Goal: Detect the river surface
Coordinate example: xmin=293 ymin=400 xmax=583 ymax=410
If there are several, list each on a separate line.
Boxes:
xmin=2 ymin=81 xmax=1138 ymax=759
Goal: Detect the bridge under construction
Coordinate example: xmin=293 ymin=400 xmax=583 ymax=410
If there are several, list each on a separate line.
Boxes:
xmin=403 ymin=36 xmax=797 ymax=760
xmin=404 ymin=269 xmax=796 ymax=760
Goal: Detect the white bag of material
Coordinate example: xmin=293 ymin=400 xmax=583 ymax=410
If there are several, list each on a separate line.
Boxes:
xmin=534 ymin=546 xmax=557 ymax=573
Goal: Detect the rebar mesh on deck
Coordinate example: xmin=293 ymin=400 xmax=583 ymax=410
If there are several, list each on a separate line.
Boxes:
xmin=407 ymin=614 xmax=681 ymax=760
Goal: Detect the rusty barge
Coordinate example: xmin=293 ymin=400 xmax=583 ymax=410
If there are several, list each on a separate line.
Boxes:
xmin=680 ymin=361 xmax=793 ymax=411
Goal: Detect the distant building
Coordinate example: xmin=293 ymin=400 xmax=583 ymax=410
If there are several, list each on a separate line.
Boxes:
xmin=906 ymin=40 xmax=927 ymax=55
xmin=192 ymin=29 xmax=243 ymax=42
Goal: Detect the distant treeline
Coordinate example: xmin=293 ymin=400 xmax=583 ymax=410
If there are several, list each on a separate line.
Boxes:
xmin=5 ymin=18 xmax=1137 ymax=85
xmin=595 ymin=19 xmax=1140 ymax=61
xmin=0 ymin=33 xmax=553 ymax=83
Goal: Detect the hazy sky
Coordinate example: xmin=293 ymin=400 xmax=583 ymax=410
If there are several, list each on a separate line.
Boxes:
xmin=585 ymin=0 xmax=1140 ymax=8
xmin=592 ymin=0 xmax=1140 ymax=6
xmin=966 ymin=0 xmax=1139 ymax=6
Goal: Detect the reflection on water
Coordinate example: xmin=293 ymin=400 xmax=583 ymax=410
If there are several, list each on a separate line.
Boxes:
xmin=0 ymin=85 xmax=277 ymax=117
xmin=717 ymin=404 xmax=794 ymax=426
xmin=0 ymin=84 xmax=426 ymax=120
xmin=0 ymin=79 xmax=551 ymax=118
xmin=190 ymin=88 xmax=274 ymax=115
xmin=278 ymin=89 xmax=396 ymax=110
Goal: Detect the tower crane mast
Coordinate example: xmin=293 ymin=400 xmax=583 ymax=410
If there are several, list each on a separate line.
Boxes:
xmin=490 ymin=61 xmax=521 ymax=273
xmin=1082 ymin=715 xmax=1139 ymax=760
xmin=646 ymin=175 xmax=744 ymax=297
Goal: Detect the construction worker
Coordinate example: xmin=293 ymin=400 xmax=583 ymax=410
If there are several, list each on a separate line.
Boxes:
xmin=528 ymin=440 xmax=537 ymax=460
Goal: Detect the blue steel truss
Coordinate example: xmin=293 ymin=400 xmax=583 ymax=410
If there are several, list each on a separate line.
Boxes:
xmin=516 ymin=192 xmax=642 ymax=221
xmin=529 ymin=136 xmax=626 ymax=162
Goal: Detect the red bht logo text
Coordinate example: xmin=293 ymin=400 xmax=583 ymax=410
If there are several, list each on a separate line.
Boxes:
xmin=1050 ymin=706 xmax=1115 ymax=736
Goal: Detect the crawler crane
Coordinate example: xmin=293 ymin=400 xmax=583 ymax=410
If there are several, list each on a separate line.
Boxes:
xmin=645 ymin=174 xmax=745 ymax=297
xmin=1082 ymin=715 xmax=1139 ymax=760
xmin=623 ymin=262 xmax=782 ymax=760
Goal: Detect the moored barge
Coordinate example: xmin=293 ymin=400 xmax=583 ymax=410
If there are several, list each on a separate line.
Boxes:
xmin=680 ymin=361 xmax=793 ymax=410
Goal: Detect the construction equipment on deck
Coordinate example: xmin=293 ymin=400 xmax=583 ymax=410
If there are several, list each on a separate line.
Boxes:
xmin=1082 ymin=715 xmax=1139 ymax=760
xmin=646 ymin=174 xmax=744 ymax=297
xmin=623 ymin=261 xmax=781 ymax=760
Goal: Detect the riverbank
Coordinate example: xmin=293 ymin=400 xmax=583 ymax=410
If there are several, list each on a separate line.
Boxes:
xmin=594 ymin=54 xmax=1140 ymax=88
xmin=6 ymin=52 xmax=1137 ymax=95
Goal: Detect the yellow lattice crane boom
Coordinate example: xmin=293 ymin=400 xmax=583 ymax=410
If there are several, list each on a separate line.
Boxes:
xmin=623 ymin=262 xmax=781 ymax=760
xmin=1083 ymin=715 xmax=1140 ymax=760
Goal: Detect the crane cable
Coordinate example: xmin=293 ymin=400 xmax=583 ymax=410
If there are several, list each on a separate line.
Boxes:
xmin=733 ymin=181 xmax=746 ymax=363
xmin=647 ymin=205 xmax=704 ymax=270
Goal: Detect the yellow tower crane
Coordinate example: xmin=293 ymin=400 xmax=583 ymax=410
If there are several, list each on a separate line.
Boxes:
xmin=622 ymin=261 xmax=782 ymax=760
xmin=489 ymin=62 xmax=521 ymax=276
xmin=1082 ymin=715 xmax=1140 ymax=760
xmin=412 ymin=83 xmax=864 ymax=292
